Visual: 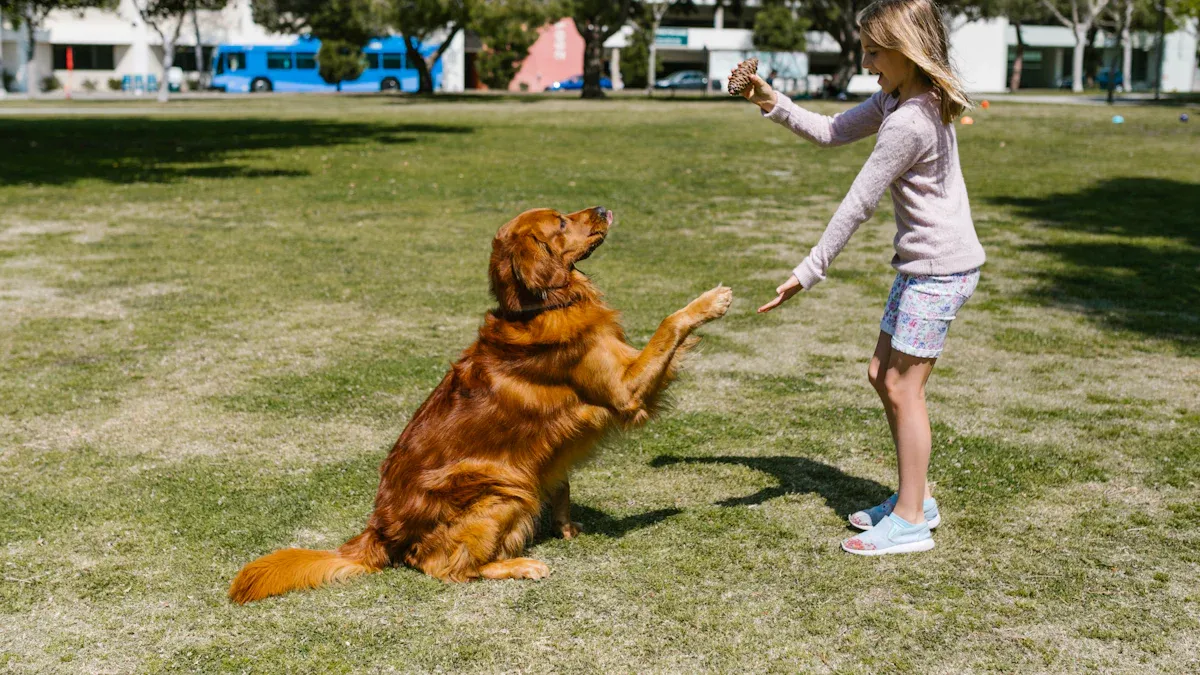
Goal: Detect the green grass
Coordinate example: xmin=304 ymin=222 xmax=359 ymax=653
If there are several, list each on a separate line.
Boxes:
xmin=1 ymin=95 xmax=1198 ymax=673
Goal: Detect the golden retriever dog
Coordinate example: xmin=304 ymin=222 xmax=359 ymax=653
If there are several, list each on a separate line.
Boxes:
xmin=229 ymin=206 xmax=732 ymax=603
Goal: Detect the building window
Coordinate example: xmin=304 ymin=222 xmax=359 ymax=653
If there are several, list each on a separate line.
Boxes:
xmin=297 ymin=53 xmax=317 ymax=70
xmin=382 ymin=53 xmax=404 ymax=69
xmin=267 ymin=53 xmax=293 ymax=70
xmin=52 ymin=45 xmax=115 ymax=70
xmin=173 ymin=46 xmax=215 ymax=72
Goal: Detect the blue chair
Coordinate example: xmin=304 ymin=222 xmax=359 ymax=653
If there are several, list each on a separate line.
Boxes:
xmin=147 ymin=74 xmax=158 ymax=92
xmin=133 ymin=74 xmax=145 ymax=95
xmin=122 ymin=74 xmax=132 ymax=92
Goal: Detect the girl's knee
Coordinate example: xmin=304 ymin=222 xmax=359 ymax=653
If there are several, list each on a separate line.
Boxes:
xmin=868 ymin=360 xmax=886 ymax=394
xmin=882 ymin=368 xmax=924 ymax=404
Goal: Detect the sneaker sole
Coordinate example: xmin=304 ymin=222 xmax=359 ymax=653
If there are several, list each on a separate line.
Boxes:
xmin=841 ymin=538 xmax=935 ymax=556
xmin=850 ymin=513 xmax=941 ymax=532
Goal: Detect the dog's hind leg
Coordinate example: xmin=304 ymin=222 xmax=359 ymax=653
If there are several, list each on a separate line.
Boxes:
xmin=479 ymin=557 xmax=550 ymax=580
xmin=415 ymin=494 xmax=542 ymax=583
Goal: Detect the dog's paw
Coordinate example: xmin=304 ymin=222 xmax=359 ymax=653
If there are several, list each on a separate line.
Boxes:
xmin=690 ymin=285 xmax=733 ymax=323
xmin=555 ymin=521 xmax=583 ymax=540
xmin=511 ymin=559 xmax=551 ymax=580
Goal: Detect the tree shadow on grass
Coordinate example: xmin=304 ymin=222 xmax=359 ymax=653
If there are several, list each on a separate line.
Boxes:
xmin=650 ymin=455 xmax=891 ymax=520
xmin=989 ymin=177 xmax=1200 ymax=354
xmin=0 ymin=118 xmax=473 ymax=186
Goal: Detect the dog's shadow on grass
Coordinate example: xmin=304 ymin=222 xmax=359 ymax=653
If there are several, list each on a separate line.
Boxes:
xmin=535 ymin=504 xmax=683 ymax=543
xmin=649 ymin=454 xmax=891 ymax=520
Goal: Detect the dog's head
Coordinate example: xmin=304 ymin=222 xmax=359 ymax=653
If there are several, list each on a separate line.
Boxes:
xmin=489 ymin=206 xmax=612 ymax=314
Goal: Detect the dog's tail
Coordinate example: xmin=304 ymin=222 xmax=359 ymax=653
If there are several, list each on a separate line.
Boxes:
xmin=229 ymin=528 xmax=389 ymax=604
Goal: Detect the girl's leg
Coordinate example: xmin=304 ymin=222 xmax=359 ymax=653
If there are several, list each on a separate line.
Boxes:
xmin=869 ymin=331 xmax=934 ymax=503
xmin=881 ymin=348 xmax=937 ymax=524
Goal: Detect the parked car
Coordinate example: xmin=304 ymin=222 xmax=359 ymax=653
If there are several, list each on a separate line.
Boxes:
xmin=654 ymin=70 xmax=716 ymax=91
xmin=1057 ymin=68 xmax=1124 ymax=90
xmin=1096 ymin=68 xmax=1124 ymax=89
xmin=548 ymin=75 xmax=612 ymax=91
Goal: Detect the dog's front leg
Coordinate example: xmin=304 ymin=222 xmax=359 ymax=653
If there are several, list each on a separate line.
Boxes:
xmin=618 ymin=285 xmax=732 ymax=411
xmin=550 ymin=481 xmax=581 ymax=539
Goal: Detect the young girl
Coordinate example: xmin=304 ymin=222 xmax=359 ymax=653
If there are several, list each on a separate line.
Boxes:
xmin=740 ymin=0 xmax=985 ymax=555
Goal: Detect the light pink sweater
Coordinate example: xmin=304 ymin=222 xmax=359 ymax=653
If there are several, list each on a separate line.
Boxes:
xmin=764 ymin=91 xmax=986 ymax=289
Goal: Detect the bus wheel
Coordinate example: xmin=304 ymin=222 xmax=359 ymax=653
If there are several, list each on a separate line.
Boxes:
xmin=380 ymin=77 xmax=400 ymax=92
xmin=251 ymin=77 xmax=273 ymax=93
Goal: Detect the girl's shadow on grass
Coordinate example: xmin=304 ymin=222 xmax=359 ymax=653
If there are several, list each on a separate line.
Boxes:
xmin=649 ymin=454 xmax=891 ymax=520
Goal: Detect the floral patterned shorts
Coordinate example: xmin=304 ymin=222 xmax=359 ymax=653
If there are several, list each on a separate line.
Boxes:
xmin=880 ymin=269 xmax=980 ymax=358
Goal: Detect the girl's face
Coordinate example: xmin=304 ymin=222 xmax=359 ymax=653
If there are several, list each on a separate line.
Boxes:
xmin=861 ymin=34 xmax=916 ymax=95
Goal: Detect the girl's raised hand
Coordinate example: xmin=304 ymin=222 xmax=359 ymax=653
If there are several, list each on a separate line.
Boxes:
xmin=757 ymin=274 xmax=803 ymax=314
xmin=741 ymin=74 xmax=776 ymax=110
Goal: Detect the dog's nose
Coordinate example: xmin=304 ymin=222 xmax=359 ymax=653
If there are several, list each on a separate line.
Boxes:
xmin=594 ymin=206 xmax=613 ymax=225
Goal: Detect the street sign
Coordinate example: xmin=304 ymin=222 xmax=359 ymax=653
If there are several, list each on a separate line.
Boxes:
xmin=655 ymin=28 xmax=688 ymax=47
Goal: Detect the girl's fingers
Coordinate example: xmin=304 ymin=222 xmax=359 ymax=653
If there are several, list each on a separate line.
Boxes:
xmin=757 ymin=294 xmax=784 ymax=313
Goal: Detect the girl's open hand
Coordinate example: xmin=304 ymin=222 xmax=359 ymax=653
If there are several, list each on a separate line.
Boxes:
xmin=757 ymin=274 xmax=803 ymax=313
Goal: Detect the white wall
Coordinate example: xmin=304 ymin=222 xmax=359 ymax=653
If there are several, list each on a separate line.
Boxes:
xmin=1160 ymin=20 xmax=1198 ymax=92
xmin=950 ymin=16 xmax=1009 ymax=93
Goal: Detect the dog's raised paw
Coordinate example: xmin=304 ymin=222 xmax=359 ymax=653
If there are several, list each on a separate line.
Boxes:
xmin=692 ymin=285 xmax=733 ymax=322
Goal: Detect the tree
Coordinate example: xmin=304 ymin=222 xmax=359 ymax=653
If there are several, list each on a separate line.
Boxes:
xmin=753 ymin=1 xmax=809 ymax=52
xmin=253 ymin=0 xmax=387 ymax=44
xmin=469 ymin=0 xmax=550 ymax=90
xmin=129 ymin=0 xmax=227 ymax=102
xmin=13 ymin=1 xmax=108 ymax=96
xmin=997 ymin=0 xmax=1047 ymax=90
xmin=318 ymin=39 xmax=367 ymax=90
xmin=1040 ymin=0 xmax=1114 ymax=92
xmin=392 ymin=0 xmax=471 ymax=94
xmin=802 ymin=0 xmax=865 ymax=92
xmin=253 ymin=0 xmax=388 ymax=90
xmin=619 ymin=21 xmax=659 ymax=90
xmin=641 ymin=1 xmax=686 ymax=94
xmin=563 ymin=0 xmax=635 ymax=98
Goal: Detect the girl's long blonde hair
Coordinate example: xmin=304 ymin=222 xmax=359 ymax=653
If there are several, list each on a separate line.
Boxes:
xmin=857 ymin=0 xmax=971 ymax=125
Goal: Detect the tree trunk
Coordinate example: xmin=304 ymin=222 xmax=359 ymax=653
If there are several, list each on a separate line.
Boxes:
xmin=646 ymin=22 xmax=659 ymax=96
xmin=1083 ymin=24 xmax=1100 ymax=87
xmin=580 ymin=22 xmax=605 ymax=99
xmin=24 ymin=12 xmax=38 ymax=97
xmin=420 ymin=25 xmax=461 ymax=95
xmin=193 ymin=8 xmax=206 ymax=89
xmin=0 ymin=8 xmax=7 ymax=99
xmin=1010 ymin=21 xmax=1025 ymax=91
xmin=1071 ymin=25 xmax=1087 ymax=92
xmin=158 ymin=36 xmax=175 ymax=102
xmin=1106 ymin=34 xmax=1119 ymax=103
xmin=404 ymin=36 xmax=434 ymax=94
xmin=1120 ymin=2 xmax=1133 ymax=92
xmin=832 ymin=41 xmax=859 ymax=92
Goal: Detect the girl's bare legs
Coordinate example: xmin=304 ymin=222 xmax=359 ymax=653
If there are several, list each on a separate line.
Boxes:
xmin=867 ymin=331 xmax=936 ymax=523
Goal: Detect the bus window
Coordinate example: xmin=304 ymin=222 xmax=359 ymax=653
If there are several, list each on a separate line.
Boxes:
xmin=382 ymin=53 xmax=404 ymax=69
xmin=267 ymin=53 xmax=293 ymax=69
xmin=366 ymin=53 xmax=380 ymax=69
xmin=224 ymin=52 xmax=245 ymax=73
xmin=296 ymin=53 xmax=317 ymax=70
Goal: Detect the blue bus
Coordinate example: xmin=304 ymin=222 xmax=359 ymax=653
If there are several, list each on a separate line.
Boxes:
xmin=210 ymin=35 xmax=443 ymax=93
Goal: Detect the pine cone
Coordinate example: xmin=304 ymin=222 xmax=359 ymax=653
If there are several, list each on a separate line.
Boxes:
xmin=727 ymin=58 xmax=759 ymax=97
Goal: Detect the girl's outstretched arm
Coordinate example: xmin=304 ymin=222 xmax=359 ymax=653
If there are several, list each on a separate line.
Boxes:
xmin=792 ymin=113 xmax=929 ymax=290
xmin=742 ymin=74 xmax=885 ymax=147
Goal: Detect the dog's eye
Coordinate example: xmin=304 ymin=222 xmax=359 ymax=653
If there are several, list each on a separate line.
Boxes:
xmin=559 ymin=219 xmax=566 ymax=231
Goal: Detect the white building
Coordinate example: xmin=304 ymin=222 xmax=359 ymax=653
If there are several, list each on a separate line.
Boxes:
xmin=0 ymin=0 xmax=466 ymax=94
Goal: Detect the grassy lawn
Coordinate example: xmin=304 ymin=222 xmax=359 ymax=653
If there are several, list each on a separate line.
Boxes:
xmin=1 ymin=94 xmax=1197 ymax=673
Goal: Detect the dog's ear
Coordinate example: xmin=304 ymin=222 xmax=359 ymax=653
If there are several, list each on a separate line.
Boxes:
xmin=510 ymin=235 xmax=570 ymax=295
